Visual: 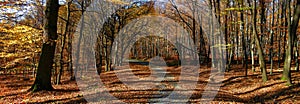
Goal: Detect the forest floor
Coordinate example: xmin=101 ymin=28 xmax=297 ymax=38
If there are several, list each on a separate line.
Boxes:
xmin=0 ymin=64 xmax=300 ymax=103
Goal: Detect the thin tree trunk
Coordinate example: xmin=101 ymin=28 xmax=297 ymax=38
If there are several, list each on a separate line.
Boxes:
xmin=239 ymin=0 xmax=247 ymax=76
xmin=235 ymin=11 xmax=239 ymax=65
xmin=251 ymin=33 xmax=255 ymax=72
xmin=253 ymin=0 xmax=268 ymax=82
xmin=270 ymin=0 xmax=275 ymax=75
xmin=295 ymin=41 xmax=299 ymax=72
xmin=282 ymin=0 xmax=288 ymax=61
xmin=209 ymin=0 xmax=215 ymax=68
xmin=282 ymin=0 xmax=300 ymax=85
xmin=74 ymin=0 xmax=86 ymax=77
xmin=69 ymin=37 xmax=74 ymax=80
xmin=260 ymin=0 xmax=266 ymax=58
xmin=224 ymin=0 xmax=229 ymax=69
xmin=278 ymin=0 xmax=283 ymax=69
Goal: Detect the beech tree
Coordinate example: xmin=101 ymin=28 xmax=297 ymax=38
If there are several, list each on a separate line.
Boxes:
xmin=30 ymin=0 xmax=59 ymax=92
xmin=282 ymin=0 xmax=300 ymax=85
xmin=252 ymin=0 xmax=268 ymax=82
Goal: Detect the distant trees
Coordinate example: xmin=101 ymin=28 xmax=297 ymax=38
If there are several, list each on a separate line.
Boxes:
xmin=207 ymin=0 xmax=300 ymax=84
xmin=90 ymin=0 xmax=300 ymax=85
xmin=94 ymin=1 xmax=211 ymax=74
xmin=0 ymin=0 xmax=297 ymax=90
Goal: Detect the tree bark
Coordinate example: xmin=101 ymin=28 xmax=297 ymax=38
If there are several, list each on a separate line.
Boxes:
xmin=253 ymin=0 xmax=268 ymax=82
xmin=30 ymin=0 xmax=59 ymax=92
xmin=239 ymin=0 xmax=247 ymax=76
xmin=270 ymin=0 xmax=275 ymax=75
xmin=282 ymin=0 xmax=300 ymax=85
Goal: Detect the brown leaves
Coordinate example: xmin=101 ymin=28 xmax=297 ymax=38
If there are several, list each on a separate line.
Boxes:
xmin=0 ymin=65 xmax=300 ymax=103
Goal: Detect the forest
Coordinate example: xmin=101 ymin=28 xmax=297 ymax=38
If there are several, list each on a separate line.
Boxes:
xmin=0 ymin=0 xmax=300 ymax=103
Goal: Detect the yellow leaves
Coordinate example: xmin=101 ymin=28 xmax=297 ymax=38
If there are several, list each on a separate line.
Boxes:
xmin=106 ymin=0 xmax=130 ymax=5
xmin=0 ymin=24 xmax=42 ymax=70
xmin=225 ymin=7 xmax=253 ymax=11
xmin=220 ymin=11 xmax=228 ymax=16
xmin=211 ymin=44 xmax=234 ymax=50
xmin=15 ymin=26 xmax=31 ymax=32
xmin=22 ymin=99 xmax=30 ymax=103
xmin=8 ymin=40 xmax=18 ymax=45
xmin=0 ymin=25 xmax=41 ymax=48
xmin=0 ymin=25 xmax=40 ymax=34
xmin=1 ymin=53 xmax=17 ymax=58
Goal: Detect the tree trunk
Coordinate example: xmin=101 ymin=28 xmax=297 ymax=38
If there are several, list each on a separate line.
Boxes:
xmin=270 ymin=0 xmax=275 ymax=75
xmin=278 ymin=0 xmax=283 ymax=69
xmin=251 ymin=33 xmax=255 ymax=72
xmin=209 ymin=0 xmax=215 ymax=68
xmin=253 ymin=0 xmax=268 ymax=82
xmin=57 ymin=1 xmax=72 ymax=84
xmin=282 ymin=0 xmax=288 ymax=62
xmin=239 ymin=0 xmax=247 ymax=76
xmin=295 ymin=41 xmax=299 ymax=72
xmin=260 ymin=0 xmax=266 ymax=55
xmin=282 ymin=0 xmax=300 ymax=85
xmin=30 ymin=0 xmax=59 ymax=92
xmin=74 ymin=0 xmax=86 ymax=77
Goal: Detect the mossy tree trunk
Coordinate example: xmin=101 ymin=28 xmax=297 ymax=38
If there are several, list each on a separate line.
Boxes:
xmin=282 ymin=0 xmax=300 ymax=85
xmin=30 ymin=0 xmax=59 ymax=92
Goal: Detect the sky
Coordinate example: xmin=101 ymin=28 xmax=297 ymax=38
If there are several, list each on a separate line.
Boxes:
xmin=0 ymin=0 xmax=189 ymax=23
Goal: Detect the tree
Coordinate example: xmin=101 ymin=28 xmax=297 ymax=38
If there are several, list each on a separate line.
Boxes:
xmin=30 ymin=0 xmax=59 ymax=92
xmin=282 ymin=0 xmax=300 ymax=85
xmin=252 ymin=0 xmax=268 ymax=82
xmin=269 ymin=0 xmax=276 ymax=75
